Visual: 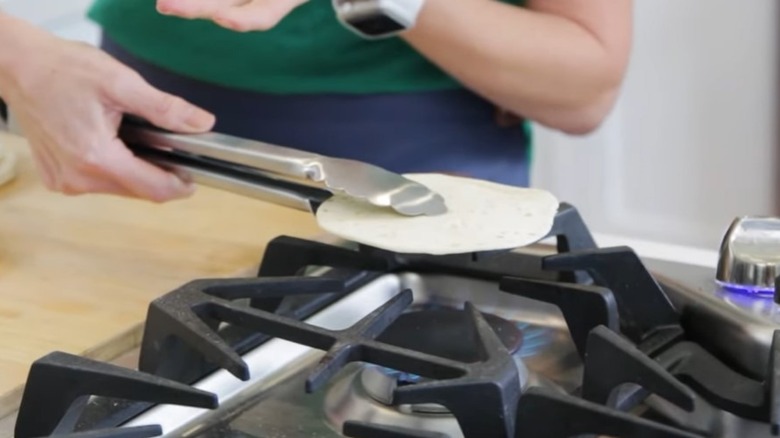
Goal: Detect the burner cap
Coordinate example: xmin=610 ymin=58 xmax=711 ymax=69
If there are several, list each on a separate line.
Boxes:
xmin=375 ymin=307 xmax=524 ymax=362
xmin=324 ymin=366 xmax=466 ymax=437
xmin=358 ymin=307 xmax=528 ymax=413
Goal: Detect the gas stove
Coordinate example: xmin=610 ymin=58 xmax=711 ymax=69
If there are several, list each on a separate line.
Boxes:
xmin=9 ymin=203 xmax=780 ymax=438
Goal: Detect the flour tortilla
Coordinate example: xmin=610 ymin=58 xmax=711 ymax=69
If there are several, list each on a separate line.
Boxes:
xmin=0 ymin=143 xmax=16 ymax=188
xmin=315 ymin=173 xmax=560 ymax=255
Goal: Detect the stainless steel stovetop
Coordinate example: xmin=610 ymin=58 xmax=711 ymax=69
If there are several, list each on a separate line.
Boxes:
xmin=9 ymin=205 xmax=780 ymax=438
xmin=124 ymin=272 xmax=583 ymax=437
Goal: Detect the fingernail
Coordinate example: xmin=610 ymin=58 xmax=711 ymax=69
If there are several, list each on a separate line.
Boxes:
xmin=156 ymin=0 xmax=174 ymax=14
xmin=185 ymin=109 xmax=216 ymax=131
xmin=170 ymin=173 xmax=196 ymax=196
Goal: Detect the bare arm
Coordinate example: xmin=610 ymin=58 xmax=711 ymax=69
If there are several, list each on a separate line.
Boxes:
xmin=401 ymin=0 xmax=633 ymax=134
xmin=159 ymin=0 xmax=633 ymax=135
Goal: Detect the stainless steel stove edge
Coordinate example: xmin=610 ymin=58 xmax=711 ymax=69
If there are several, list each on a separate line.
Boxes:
xmin=121 ymin=270 xmax=579 ymax=437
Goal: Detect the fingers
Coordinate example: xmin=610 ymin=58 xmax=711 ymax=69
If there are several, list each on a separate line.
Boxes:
xmin=33 ymin=137 xmax=194 ymax=202
xmin=32 ymin=145 xmax=137 ymax=198
xmin=60 ymin=176 xmax=136 ymax=198
xmin=11 ymin=37 xmax=201 ymax=203
xmin=96 ymin=138 xmax=196 ymax=202
xmin=212 ymin=0 xmax=306 ymax=31
xmin=110 ymin=70 xmax=215 ymax=134
xmin=78 ymin=66 xmax=206 ymax=201
xmin=156 ymin=0 xmax=248 ymax=19
xmin=157 ymin=0 xmax=305 ymax=31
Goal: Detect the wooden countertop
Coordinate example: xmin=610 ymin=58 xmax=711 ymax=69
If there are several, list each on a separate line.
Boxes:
xmin=0 ymin=132 xmax=321 ymax=416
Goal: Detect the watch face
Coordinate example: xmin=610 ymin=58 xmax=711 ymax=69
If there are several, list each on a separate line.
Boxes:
xmin=350 ymin=14 xmax=405 ymax=36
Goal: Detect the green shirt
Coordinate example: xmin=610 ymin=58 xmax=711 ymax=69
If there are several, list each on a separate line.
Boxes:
xmin=87 ymin=0 xmax=466 ymax=94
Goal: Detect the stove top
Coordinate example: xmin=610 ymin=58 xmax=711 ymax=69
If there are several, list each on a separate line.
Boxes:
xmin=9 ymin=203 xmax=780 ymax=438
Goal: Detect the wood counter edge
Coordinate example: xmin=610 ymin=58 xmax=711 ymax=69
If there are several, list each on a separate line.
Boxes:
xmin=0 ymin=321 xmax=144 ymax=420
xmin=0 ymin=261 xmax=272 ymax=421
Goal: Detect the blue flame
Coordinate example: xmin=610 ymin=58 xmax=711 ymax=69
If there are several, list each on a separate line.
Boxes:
xmin=371 ymin=322 xmax=541 ymax=384
xmin=378 ymin=367 xmax=425 ymax=384
xmin=715 ymin=280 xmax=775 ymax=298
xmin=513 ymin=323 xmax=550 ymax=358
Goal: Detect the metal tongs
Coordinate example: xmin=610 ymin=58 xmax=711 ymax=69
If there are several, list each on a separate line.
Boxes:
xmin=119 ymin=119 xmax=447 ymax=216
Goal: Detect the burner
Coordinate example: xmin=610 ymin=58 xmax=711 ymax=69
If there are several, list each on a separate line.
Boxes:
xmin=324 ymin=366 xmax=467 ymax=437
xmin=358 ymin=307 xmax=526 ymax=413
xmin=322 ymin=307 xmax=531 ymax=436
xmin=358 ymin=355 xmax=530 ymax=415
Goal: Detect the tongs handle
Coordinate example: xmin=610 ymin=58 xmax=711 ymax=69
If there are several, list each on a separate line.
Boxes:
xmin=119 ymin=118 xmax=325 ymax=183
xmin=119 ymin=118 xmax=448 ymax=217
xmin=121 ymin=124 xmax=332 ymax=212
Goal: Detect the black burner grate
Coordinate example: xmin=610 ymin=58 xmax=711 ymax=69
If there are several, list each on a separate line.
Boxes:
xmin=41 ymin=426 xmax=164 ymax=438
xmin=14 ymin=352 xmax=217 ymax=438
xmin=17 ymin=202 xmax=773 ymax=437
xmin=506 ymin=245 xmax=780 ymax=437
xmin=178 ymin=283 xmax=702 ymax=437
xmin=139 ymin=276 xmax=345 ymax=382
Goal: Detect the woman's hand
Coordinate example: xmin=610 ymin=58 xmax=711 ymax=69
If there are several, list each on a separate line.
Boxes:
xmin=156 ymin=0 xmax=307 ymax=32
xmin=0 ymin=14 xmax=215 ymax=202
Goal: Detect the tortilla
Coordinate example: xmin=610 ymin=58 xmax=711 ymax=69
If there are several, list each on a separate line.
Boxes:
xmin=315 ymin=173 xmax=560 ymax=255
xmin=0 ymin=143 xmax=16 ymax=188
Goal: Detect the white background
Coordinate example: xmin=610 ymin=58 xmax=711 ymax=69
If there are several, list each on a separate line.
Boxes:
xmin=531 ymin=2 xmax=779 ymax=251
xmin=0 ymin=0 xmax=99 ymax=43
xmin=2 ymin=0 xmax=778 ymax=252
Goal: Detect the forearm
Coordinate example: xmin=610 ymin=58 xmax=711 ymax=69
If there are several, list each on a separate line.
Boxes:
xmin=402 ymin=0 xmax=632 ymax=134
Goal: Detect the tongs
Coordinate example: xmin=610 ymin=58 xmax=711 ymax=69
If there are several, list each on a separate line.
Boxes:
xmin=119 ymin=119 xmax=447 ymax=216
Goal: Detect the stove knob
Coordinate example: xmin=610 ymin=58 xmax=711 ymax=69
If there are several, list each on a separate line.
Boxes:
xmin=716 ymin=216 xmax=780 ymax=294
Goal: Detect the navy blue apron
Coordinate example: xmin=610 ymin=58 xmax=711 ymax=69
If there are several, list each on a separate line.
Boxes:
xmin=101 ymin=35 xmax=530 ymax=187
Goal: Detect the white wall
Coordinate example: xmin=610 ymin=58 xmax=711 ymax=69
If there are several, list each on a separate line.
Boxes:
xmin=0 ymin=0 xmax=99 ymax=44
xmin=0 ymin=0 xmax=99 ymax=134
xmin=530 ymin=1 xmax=779 ymax=251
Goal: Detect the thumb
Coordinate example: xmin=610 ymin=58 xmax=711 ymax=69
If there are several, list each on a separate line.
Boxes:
xmin=112 ymin=72 xmax=216 ymax=133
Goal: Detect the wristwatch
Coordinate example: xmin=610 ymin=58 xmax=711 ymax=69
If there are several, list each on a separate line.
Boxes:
xmin=333 ymin=0 xmax=425 ymax=39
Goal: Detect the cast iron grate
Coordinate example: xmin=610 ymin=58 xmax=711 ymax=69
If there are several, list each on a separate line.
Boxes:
xmin=139 ymin=276 xmax=346 ymax=382
xmin=14 ymin=202 xmax=731 ymax=438
xmin=136 ymin=202 xmax=599 ymax=386
xmin=185 ymin=282 xmax=703 ymax=437
xmin=504 ymin=245 xmax=780 ymax=436
xmin=14 ymin=352 xmax=217 ymax=438
xmin=37 ymin=426 xmax=163 ymax=438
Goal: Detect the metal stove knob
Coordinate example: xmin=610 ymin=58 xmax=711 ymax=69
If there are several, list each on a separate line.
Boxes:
xmin=716 ymin=216 xmax=780 ymax=293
